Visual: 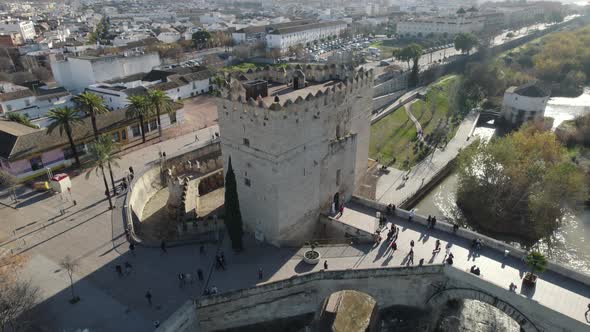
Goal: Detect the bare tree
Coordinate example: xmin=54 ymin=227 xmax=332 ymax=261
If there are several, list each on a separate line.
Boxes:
xmin=59 ymin=256 xmax=80 ymax=303
xmin=0 ymin=254 xmax=39 ymax=331
xmin=0 ymin=170 xmax=18 ymax=202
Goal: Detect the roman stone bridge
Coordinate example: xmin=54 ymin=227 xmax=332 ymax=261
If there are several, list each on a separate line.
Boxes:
xmin=160 ymin=264 xmax=588 ymax=332
xmin=156 ymin=198 xmax=590 ymax=332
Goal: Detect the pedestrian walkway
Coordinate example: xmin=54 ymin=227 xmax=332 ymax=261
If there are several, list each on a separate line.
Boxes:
xmin=371 ymin=87 xmax=427 ymax=124
xmin=375 ymin=111 xmax=478 ymax=206
xmin=258 ymin=202 xmax=590 ymax=326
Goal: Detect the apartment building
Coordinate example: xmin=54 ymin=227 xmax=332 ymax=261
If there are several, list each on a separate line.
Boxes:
xmin=266 ymin=21 xmax=348 ymax=53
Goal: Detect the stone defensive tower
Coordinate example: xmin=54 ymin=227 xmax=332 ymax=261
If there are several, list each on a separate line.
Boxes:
xmin=216 ymin=64 xmax=373 ymax=246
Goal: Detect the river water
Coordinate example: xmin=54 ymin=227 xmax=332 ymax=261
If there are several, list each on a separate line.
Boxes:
xmin=413 ymin=88 xmax=590 ymax=273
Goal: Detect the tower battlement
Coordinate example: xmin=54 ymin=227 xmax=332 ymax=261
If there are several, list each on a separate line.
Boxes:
xmin=217 ymin=64 xmax=373 ymax=119
xmin=216 ymin=64 xmax=373 ymax=246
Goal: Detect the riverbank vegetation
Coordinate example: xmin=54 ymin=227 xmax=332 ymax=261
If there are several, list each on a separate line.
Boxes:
xmin=370 ymin=75 xmax=464 ymax=169
xmin=455 ymin=24 xmax=590 ymax=112
xmin=456 ymin=126 xmax=587 ymax=242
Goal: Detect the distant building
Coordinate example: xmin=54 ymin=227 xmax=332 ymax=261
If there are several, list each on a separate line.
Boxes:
xmin=480 ymin=1 xmax=560 ymax=27
xmin=397 ymin=13 xmax=484 ymax=37
xmin=156 ymin=28 xmax=181 ymax=43
xmin=0 ymin=102 xmax=183 ymax=180
xmin=501 ymin=81 xmax=550 ymax=126
xmin=0 ymin=19 xmax=36 ymax=41
xmin=49 ymin=52 xmax=161 ymax=93
xmin=0 ymin=82 xmax=73 ymax=122
xmin=231 ymin=20 xmax=314 ymax=45
xmin=265 ymin=21 xmax=348 ymax=53
xmin=0 ymin=32 xmax=23 ymax=47
xmin=87 ymin=66 xmax=212 ymax=110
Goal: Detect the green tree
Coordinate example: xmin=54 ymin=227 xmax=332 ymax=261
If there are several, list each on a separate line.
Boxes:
xmin=409 ymin=59 xmax=420 ymax=87
xmin=85 ymin=137 xmax=115 ymax=209
xmin=5 ymin=112 xmax=36 ymax=129
xmin=192 ymin=30 xmax=211 ymax=49
xmin=454 ymin=32 xmax=478 ymax=54
xmin=456 ymin=128 xmax=586 ymax=241
xmin=525 ymin=251 xmax=547 ymax=275
xmin=395 ymin=43 xmax=423 ymax=70
xmin=47 ymin=107 xmax=84 ymax=168
xmin=95 ymin=134 xmax=121 ymax=195
xmin=224 ymin=157 xmax=243 ymax=251
xmin=126 ymin=95 xmax=151 ymax=143
xmin=147 ymin=90 xmax=174 ymax=138
xmin=73 ymin=91 xmax=108 ymax=141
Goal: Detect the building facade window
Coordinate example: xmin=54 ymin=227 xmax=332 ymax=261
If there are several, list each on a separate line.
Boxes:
xmin=131 ymin=124 xmax=141 ymax=137
xmin=149 ymin=119 xmax=158 ymax=131
xmin=64 ymin=143 xmax=87 ymax=160
xmin=29 ymin=156 xmax=44 ymax=171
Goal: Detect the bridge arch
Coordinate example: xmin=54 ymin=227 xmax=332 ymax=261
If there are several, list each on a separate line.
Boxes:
xmin=426 ymin=287 xmax=540 ymax=332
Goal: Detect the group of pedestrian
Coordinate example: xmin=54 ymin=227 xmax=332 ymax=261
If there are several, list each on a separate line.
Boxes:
xmin=446 ymin=252 xmax=454 ymax=265
xmin=427 ymin=215 xmax=437 ymax=229
xmin=509 ymin=282 xmax=518 ymax=292
xmin=203 ymin=285 xmax=218 ymax=295
xmin=470 ymin=265 xmax=481 ymax=276
xmin=386 ymin=203 xmax=396 ymax=216
xmin=471 ymin=238 xmax=483 ymax=252
xmin=115 ymin=261 xmax=133 ymax=277
xmin=373 ymin=230 xmax=382 ymax=246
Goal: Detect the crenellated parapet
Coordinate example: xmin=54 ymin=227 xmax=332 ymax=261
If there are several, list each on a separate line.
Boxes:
xmin=216 ymin=65 xmax=373 ymax=122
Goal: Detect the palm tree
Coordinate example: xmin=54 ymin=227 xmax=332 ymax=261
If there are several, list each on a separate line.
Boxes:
xmin=47 ymin=107 xmax=84 ymax=168
xmin=96 ymin=134 xmax=121 ymax=194
xmin=74 ymin=92 xmax=108 ymax=141
xmin=126 ymin=95 xmax=151 ymax=143
xmin=147 ymin=90 xmax=174 ymax=138
xmin=85 ymin=138 xmax=114 ymax=209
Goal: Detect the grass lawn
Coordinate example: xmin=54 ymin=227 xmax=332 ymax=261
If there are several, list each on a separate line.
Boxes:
xmin=369 ymin=75 xmax=462 ymax=170
xmin=369 ymin=104 xmax=417 ymax=170
xmin=410 ymin=75 xmax=462 ymax=143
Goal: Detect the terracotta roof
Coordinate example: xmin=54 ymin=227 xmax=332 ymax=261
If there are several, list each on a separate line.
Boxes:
xmin=0 ymin=89 xmax=33 ymax=102
xmin=508 ymin=81 xmax=550 ymax=98
xmin=0 ymin=103 xmax=182 ymax=160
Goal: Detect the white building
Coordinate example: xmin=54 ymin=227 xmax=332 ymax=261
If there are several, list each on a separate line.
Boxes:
xmin=397 ymin=14 xmax=484 ymax=37
xmin=49 ymin=52 xmax=161 ymax=93
xmin=0 ymin=83 xmax=73 ymax=122
xmin=0 ymin=19 xmax=36 ymax=41
xmin=266 ymin=21 xmax=348 ymax=53
xmin=87 ymin=66 xmax=211 ymax=110
xmin=113 ymin=31 xmax=153 ymax=47
xmin=501 ymin=82 xmax=550 ymax=126
xmin=156 ymin=28 xmax=181 ymax=43
xmin=217 ymin=65 xmax=373 ymax=245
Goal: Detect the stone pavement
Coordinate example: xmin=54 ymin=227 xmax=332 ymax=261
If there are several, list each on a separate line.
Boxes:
xmin=375 ymin=111 xmax=479 ymax=206
xmin=258 ymin=203 xmax=590 ymax=326
xmin=0 ymin=125 xmax=222 ymax=331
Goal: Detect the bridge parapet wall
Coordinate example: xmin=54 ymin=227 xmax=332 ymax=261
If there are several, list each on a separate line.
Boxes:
xmin=196 ymin=265 xmax=446 ymax=331
xmin=351 ymin=195 xmax=590 ymax=287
